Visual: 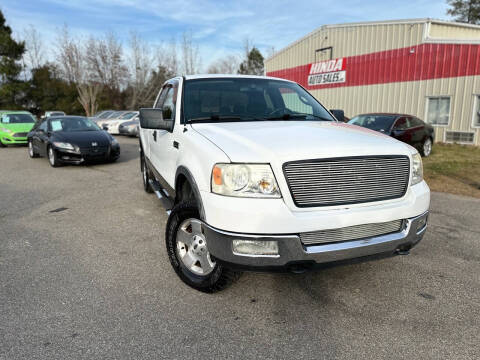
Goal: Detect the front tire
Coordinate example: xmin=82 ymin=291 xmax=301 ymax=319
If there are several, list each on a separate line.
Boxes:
xmin=48 ymin=146 xmax=60 ymax=167
xmin=0 ymin=140 xmax=6 ymax=148
xmin=166 ymin=201 xmax=241 ymax=293
xmin=28 ymin=140 xmax=39 ymax=158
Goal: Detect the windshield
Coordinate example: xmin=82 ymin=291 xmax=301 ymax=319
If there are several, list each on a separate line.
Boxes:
xmin=49 ymin=117 xmax=100 ymax=132
xmin=183 ymin=78 xmax=335 ymax=123
xmin=120 ymin=112 xmax=137 ymax=120
xmin=107 ymin=111 xmax=124 ymax=119
xmin=98 ymin=111 xmax=113 ymax=119
xmin=348 ymin=115 xmax=397 ymax=132
xmin=1 ymin=113 xmax=35 ymax=124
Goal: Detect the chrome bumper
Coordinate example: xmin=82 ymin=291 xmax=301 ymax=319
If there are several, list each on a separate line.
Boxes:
xmin=202 ymin=212 xmax=428 ymax=270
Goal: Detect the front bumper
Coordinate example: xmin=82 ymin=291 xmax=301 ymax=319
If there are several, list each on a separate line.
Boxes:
xmin=55 ymin=145 xmax=120 ymax=164
xmin=202 ymin=212 xmax=428 ymax=271
xmin=1 ymin=134 xmax=28 ymax=145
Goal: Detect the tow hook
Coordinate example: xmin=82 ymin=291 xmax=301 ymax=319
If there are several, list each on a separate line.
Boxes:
xmin=395 ymin=246 xmax=411 ymax=255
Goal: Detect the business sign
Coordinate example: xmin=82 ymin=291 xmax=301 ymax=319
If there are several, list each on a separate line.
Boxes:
xmin=308 ymin=58 xmax=346 ymax=86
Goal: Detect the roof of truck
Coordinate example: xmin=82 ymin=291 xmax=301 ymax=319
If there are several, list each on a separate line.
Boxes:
xmin=183 ymin=74 xmax=295 ymax=82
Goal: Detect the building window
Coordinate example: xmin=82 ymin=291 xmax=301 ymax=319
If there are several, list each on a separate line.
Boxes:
xmin=474 ymin=95 xmax=480 ymax=127
xmin=445 ymin=131 xmax=474 ymax=144
xmin=427 ymin=97 xmax=450 ymax=126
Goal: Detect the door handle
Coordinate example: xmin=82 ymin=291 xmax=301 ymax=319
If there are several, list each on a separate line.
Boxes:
xmin=152 ymin=130 xmax=157 ymax=141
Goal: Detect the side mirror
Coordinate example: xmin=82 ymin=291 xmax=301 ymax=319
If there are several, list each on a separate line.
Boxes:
xmin=330 ymin=109 xmax=345 ymax=122
xmin=391 ymin=129 xmax=405 ymax=137
xmin=139 ymin=108 xmax=174 ymax=132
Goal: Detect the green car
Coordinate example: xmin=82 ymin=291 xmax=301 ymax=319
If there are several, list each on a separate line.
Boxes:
xmin=0 ymin=111 xmax=37 ymax=147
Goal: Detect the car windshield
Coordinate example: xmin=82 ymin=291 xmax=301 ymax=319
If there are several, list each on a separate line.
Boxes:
xmin=98 ymin=111 xmax=113 ymax=119
xmin=183 ymin=78 xmax=335 ymax=123
xmin=120 ymin=112 xmax=137 ymax=120
xmin=348 ymin=115 xmax=397 ymax=132
xmin=1 ymin=113 xmax=35 ymax=124
xmin=107 ymin=111 xmax=123 ymax=119
xmin=49 ymin=117 xmax=100 ymax=132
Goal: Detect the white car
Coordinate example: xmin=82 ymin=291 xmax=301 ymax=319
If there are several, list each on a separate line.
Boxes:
xmin=105 ymin=111 xmax=139 ymax=134
xmin=139 ymin=74 xmax=430 ymax=293
xmin=97 ymin=111 xmax=129 ymax=129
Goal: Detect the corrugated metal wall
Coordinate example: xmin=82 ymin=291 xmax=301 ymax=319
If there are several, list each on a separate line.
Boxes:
xmin=265 ymin=20 xmax=480 ymax=145
xmin=308 ymin=75 xmax=480 ymax=145
xmin=266 ymin=21 xmax=425 ymax=72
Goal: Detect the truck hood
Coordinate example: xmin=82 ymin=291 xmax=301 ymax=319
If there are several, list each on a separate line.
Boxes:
xmin=191 ymin=121 xmax=414 ymax=163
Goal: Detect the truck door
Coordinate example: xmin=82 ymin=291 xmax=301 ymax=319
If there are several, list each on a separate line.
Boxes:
xmin=140 ymin=86 xmax=168 ymax=160
xmin=149 ymin=81 xmax=180 ymax=190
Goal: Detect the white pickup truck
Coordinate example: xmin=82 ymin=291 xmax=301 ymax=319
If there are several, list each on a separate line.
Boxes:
xmin=139 ymin=74 xmax=430 ymax=293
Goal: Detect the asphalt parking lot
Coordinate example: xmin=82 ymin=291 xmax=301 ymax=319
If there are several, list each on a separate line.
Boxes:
xmin=1 ymin=136 xmax=479 ymax=360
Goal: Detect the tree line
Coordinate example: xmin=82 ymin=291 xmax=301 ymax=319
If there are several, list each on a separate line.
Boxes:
xmin=0 ymin=10 xmax=266 ymax=117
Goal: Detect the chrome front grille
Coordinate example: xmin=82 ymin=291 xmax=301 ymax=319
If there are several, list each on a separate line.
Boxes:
xmin=283 ymin=156 xmax=410 ymax=207
xmin=300 ymin=219 xmax=404 ymax=245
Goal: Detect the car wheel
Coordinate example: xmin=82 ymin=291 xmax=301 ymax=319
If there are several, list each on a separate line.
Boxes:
xmin=48 ymin=146 xmax=60 ymax=167
xmin=0 ymin=139 xmax=6 ymax=148
xmin=166 ymin=200 xmax=241 ymax=293
xmin=421 ymin=138 xmax=432 ymax=157
xmin=28 ymin=140 xmax=39 ymax=158
xmin=141 ymin=155 xmax=153 ymax=193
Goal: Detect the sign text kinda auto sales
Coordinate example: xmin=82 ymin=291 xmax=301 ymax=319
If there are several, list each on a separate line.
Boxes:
xmin=308 ymin=58 xmax=346 ymax=86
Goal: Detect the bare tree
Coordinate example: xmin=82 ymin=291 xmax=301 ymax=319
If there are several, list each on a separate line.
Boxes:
xmin=77 ymin=83 xmax=100 ymax=116
xmin=23 ymin=25 xmax=45 ymax=70
xmin=127 ymin=31 xmax=160 ymax=108
xmin=55 ymin=25 xmax=102 ymax=115
xmin=207 ymin=55 xmax=240 ymax=74
xmin=56 ymin=25 xmax=84 ymax=84
xmin=181 ymin=31 xmax=201 ymax=74
xmin=84 ymin=32 xmax=128 ymax=91
xmin=158 ymin=37 xmax=179 ymax=76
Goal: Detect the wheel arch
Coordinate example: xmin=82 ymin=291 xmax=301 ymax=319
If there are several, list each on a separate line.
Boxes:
xmin=175 ymin=166 xmax=206 ymax=221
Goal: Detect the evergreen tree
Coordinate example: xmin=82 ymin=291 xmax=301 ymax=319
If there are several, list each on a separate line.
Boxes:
xmin=238 ymin=47 xmax=264 ymax=76
xmin=447 ymin=0 xmax=480 ymax=24
xmin=0 ymin=10 xmax=27 ymax=108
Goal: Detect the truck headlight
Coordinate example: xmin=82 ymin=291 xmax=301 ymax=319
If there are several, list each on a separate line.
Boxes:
xmin=53 ymin=142 xmax=75 ymax=151
xmin=411 ymin=152 xmax=423 ymax=185
xmin=211 ymin=164 xmax=281 ymax=198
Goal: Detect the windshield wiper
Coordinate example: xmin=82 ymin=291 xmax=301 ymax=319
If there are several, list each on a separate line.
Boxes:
xmin=186 ymin=115 xmax=260 ymax=124
xmin=266 ymin=113 xmax=334 ymax=122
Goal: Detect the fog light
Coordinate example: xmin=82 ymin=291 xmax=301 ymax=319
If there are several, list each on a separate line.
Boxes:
xmin=416 ymin=214 xmax=428 ymax=232
xmin=232 ymin=240 xmax=279 ymax=257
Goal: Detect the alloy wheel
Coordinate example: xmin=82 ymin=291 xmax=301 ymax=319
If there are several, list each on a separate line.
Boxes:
xmin=423 ymin=139 xmax=432 ymax=157
xmin=176 ymin=218 xmax=216 ymax=276
xmin=48 ymin=147 xmax=55 ymax=165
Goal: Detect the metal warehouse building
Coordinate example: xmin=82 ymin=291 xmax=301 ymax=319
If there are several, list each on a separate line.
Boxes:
xmin=265 ymin=19 xmax=480 ymax=145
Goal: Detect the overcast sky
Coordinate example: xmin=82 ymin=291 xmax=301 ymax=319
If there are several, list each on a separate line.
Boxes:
xmin=2 ymin=0 xmax=450 ymax=69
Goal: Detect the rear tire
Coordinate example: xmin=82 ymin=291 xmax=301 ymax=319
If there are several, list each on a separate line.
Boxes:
xmin=141 ymin=155 xmax=153 ymax=193
xmin=165 ymin=201 xmax=241 ymax=293
xmin=421 ymin=138 xmax=432 ymax=157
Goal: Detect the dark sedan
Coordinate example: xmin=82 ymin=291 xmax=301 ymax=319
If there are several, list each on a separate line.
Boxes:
xmin=348 ymin=113 xmax=434 ymax=156
xmin=27 ymin=116 xmax=120 ymax=167
xmin=118 ymin=119 xmax=139 ymax=137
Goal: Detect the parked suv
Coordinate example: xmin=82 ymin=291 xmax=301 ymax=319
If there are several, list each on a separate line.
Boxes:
xmin=139 ymin=75 xmax=430 ymax=292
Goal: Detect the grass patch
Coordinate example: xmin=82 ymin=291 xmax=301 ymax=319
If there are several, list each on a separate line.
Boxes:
xmin=423 ymin=143 xmax=480 ymax=198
